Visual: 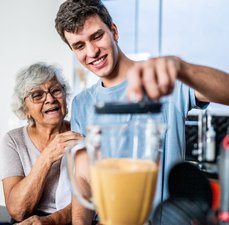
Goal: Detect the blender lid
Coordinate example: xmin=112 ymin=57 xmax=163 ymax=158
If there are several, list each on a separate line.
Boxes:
xmin=95 ymin=101 xmax=162 ymax=114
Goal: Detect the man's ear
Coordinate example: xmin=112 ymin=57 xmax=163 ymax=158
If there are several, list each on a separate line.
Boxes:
xmin=111 ymin=23 xmax=119 ymax=42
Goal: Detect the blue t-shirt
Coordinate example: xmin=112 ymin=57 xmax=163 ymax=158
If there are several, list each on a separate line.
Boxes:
xmin=70 ymin=78 xmax=207 ymax=211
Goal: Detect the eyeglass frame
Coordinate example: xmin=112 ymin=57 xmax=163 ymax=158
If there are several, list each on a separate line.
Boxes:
xmin=24 ymin=85 xmax=66 ymax=104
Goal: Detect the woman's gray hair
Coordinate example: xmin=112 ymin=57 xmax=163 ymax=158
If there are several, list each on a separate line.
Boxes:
xmin=12 ymin=62 xmax=71 ymax=125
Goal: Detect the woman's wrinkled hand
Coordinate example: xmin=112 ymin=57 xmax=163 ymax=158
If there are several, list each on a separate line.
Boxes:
xmin=43 ymin=131 xmax=84 ymax=163
xmin=15 ymin=215 xmax=54 ymax=225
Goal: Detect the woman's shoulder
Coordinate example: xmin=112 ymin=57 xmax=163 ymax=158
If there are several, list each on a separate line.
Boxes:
xmin=6 ymin=126 xmax=24 ymax=135
xmin=1 ymin=126 xmax=27 ymax=153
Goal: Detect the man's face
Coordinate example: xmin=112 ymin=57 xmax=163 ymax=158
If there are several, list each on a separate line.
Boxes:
xmin=64 ymin=15 xmax=119 ymax=80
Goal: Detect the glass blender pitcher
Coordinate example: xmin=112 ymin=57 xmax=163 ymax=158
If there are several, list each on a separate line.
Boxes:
xmin=67 ymin=101 xmax=165 ymax=225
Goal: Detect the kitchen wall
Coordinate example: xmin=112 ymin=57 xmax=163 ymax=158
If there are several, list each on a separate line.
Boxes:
xmin=104 ymin=0 xmax=229 ymax=71
xmin=0 ymin=0 xmax=73 ymax=206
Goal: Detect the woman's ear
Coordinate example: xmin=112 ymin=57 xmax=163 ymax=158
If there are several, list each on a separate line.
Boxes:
xmin=111 ymin=23 xmax=119 ymax=42
xmin=23 ymin=104 xmax=29 ymax=114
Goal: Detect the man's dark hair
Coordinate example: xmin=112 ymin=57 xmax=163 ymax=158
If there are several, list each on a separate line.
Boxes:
xmin=55 ymin=0 xmax=113 ymax=48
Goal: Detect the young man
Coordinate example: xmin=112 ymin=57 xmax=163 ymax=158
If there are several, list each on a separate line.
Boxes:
xmin=55 ymin=0 xmax=228 ymax=224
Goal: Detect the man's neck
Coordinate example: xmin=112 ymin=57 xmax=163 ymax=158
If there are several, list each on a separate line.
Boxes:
xmin=102 ymin=51 xmax=135 ymax=88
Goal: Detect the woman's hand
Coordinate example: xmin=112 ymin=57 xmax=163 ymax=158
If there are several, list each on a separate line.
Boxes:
xmin=15 ymin=204 xmax=72 ymax=225
xmin=15 ymin=215 xmax=54 ymax=225
xmin=42 ymin=131 xmax=83 ymax=164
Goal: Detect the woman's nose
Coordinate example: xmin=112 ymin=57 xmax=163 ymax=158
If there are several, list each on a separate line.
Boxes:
xmin=44 ymin=92 xmax=56 ymax=103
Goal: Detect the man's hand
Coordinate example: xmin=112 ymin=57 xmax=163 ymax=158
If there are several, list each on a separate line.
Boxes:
xmin=127 ymin=56 xmax=181 ymax=101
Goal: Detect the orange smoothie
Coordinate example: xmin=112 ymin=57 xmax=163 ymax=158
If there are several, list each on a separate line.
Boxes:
xmin=90 ymin=158 xmax=158 ymax=225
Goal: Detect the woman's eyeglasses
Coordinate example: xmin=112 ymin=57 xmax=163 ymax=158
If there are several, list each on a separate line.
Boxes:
xmin=25 ymin=85 xmax=65 ymax=104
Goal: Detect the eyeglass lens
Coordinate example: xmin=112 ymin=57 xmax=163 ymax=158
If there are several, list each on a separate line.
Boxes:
xmin=29 ymin=86 xmax=64 ymax=103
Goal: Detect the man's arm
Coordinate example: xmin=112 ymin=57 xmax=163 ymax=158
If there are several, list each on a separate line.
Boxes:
xmin=178 ymin=59 xmax=229 ymax=104
xmin=72 ymin=196 xmax=95 ymax=225
xmin=46 ymin=204 xmax=72 ymax=225
xmin=16 ymin=204 xmax=72 ymax=225
xmin=127 ymin=56 xmax=229 ymax=105
xmin=72 ymin=150 xmax=95 ymax=225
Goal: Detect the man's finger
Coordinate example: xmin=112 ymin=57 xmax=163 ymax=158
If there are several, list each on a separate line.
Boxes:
xmin=142 ymin=60 xmax=160 ymax=100
xmin=156 ymin=58 xmax=173 ymax=95
xmin=127 ymin=65 xmax=144 ymax=102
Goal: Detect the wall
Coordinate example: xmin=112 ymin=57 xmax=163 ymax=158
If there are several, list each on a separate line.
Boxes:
xmin=0 ymin=0 xmax=73 ymax=206
xmin=161 ymin=0 xmax=229 ymax=113
xmin=104 ymin=0 xmax=229 ymax=71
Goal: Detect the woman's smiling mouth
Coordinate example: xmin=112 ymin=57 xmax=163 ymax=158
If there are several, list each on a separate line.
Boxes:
xmin=44 ymin=106 xmax=60 ymax=114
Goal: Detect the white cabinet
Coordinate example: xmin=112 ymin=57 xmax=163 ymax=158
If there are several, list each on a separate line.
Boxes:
xmin=105 ymin=0 xmax=229 ymax=70
xmin=162 ymin=0 xmax=229 ymax=71
xmin=104 ymin=0 xmax=229 ymax=113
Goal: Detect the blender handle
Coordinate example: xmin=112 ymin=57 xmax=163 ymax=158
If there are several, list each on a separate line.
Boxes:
xmin=66 ymin=141 xmax=95 ymax=210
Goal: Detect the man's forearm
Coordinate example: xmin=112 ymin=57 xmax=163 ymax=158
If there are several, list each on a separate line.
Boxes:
xmin=47 ymin=203 xmax=72 ymax=225
xmin=72 ymin=197 xmax=95 ymax=225
xmin=179 ymin=59 xmax=229 ymax=105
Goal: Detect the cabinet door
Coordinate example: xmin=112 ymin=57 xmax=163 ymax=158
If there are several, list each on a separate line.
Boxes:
xmin=161 ymin=0 xmax=229 ymax=71
xmin=161 ymin=0 xmax=229 ymax=112
xmin=104 ymin=0 xmax=136 ymax=54
xmin=104 ymin=0 xmax=161 ymax=56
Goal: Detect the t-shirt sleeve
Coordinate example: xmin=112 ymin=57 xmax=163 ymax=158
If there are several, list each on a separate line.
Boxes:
xmin=70 ymin=96 xmax=83 ymax=133
xmin=0 ymin=133 xmax=25 ymax=180
xmin=70 ymin=92 xmax=90 ymax=136
xmin=172 ymin=81 xmax=209 ymax=117
xmin=188 ymin=87 xmax=209 ymax=110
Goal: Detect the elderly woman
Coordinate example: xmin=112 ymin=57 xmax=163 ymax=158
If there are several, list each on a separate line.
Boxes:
xmin=0 ymin=63 xmax=82 ymax=224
